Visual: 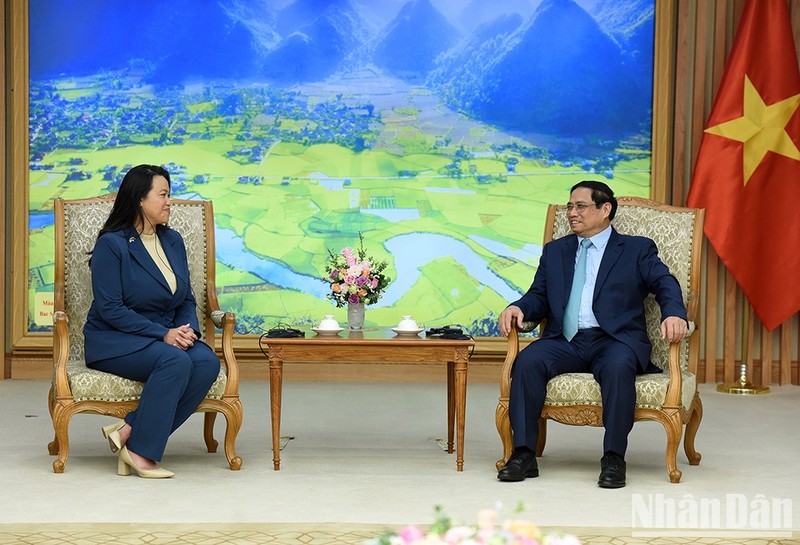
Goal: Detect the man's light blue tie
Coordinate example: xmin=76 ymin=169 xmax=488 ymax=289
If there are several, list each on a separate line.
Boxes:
xmin=563 ymin=238 xmax=591 ymax=341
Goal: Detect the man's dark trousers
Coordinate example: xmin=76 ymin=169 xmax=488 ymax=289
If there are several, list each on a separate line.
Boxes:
xmin=508 ymin=327 xmax=638 ymax=456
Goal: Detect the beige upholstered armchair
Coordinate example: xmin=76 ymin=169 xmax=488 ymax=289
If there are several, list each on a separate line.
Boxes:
xmin=495 ymin=197 xmax=705 ymax=483
xmin=48 ymin=195 xmax=243 ymax=473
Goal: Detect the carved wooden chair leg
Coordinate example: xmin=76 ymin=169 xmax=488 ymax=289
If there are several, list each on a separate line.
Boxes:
xmin=47 ymin=388 xmax=60 ymax=455
xmin=495 ymin=403 xmax=513 ymax=470
xmin=203 ymin=412 xmax=219 ymax=453
xmin=47 ymin=436 xmax=60 ymax=456
xmin=661 ymin=415 xmax=683 ymax=483
xmin=535 ymin=418 xmax=548 ymax=457
xmin=221 ymin=405 xmax=243 ymax=471
xmin=684 ymin=396 xmax=703 ymax=465
xmin=52 ymin=413 xmax=71 ymax=474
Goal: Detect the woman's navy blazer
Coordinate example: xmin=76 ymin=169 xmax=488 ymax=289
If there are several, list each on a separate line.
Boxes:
xmin=83 ymin=225 xmax=201 ymax=363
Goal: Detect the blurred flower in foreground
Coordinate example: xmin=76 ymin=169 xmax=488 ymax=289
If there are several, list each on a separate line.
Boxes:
xmin=365 ymin=505 xmax=581 ymax=545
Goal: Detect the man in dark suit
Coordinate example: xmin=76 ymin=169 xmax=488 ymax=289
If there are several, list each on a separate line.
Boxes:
xmin=497 ymin=181 xmax=688 ymax=488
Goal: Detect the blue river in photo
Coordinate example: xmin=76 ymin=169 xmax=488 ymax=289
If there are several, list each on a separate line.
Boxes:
xmin=31 ymin=206 xmax=525 ymax=305
xmin=214 ymin=228 xmax=523 ymax=305
xmin=29 ymin=212 xmax=55 ymax=231
xmin=379 ymin=233 xmax=521 ymax=306
xmin=214 ymin=227 xmax=330 ymax=299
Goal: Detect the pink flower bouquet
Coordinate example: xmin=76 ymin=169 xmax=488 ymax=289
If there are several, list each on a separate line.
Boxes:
xmin=323 ymin=233 xmax=390 ymax=307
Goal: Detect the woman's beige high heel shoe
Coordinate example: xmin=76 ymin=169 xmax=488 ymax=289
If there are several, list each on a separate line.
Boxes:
xmin=117 ymin=446 xmax=174 ymax=479
xmin=101 ymin=420 xmax=126 ymax=453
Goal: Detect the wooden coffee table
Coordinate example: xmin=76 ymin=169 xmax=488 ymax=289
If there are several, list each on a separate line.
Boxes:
xmin=260 ymin=327 xmax=474 ymax=471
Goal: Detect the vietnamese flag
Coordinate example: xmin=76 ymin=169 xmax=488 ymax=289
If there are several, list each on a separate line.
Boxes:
xmin=687 ymin=0 xmax=800 ymax=331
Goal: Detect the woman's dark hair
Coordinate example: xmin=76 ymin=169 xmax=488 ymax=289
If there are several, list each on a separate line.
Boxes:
xmin=570 ymin=180 xmax=618 ymax=220
xmin=97 ymin=164 xmax=171 ymax=240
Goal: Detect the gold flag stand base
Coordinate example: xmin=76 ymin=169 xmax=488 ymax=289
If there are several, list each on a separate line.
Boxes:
xmin=716 ymin=382 xmax=770 ymax=395
xmin=717 ymin=364 xmax=770 ymax=395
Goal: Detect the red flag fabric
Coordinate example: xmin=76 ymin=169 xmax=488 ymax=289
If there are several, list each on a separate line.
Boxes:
xmin=687 ymin=0 xmax=800 ymax=331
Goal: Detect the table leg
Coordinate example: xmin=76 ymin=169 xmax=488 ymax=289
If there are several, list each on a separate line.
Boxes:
xmin=268 ymin=356 xmax=284 ymax=470
xmin=454 ymin=358 xmax=467 ymax=472
xmin=446 ymin=361 xmax=455 ymax=453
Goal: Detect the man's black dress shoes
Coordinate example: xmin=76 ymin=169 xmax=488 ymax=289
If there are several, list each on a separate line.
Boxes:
xmin=497 ymin=448 xmax=539 ymax=482
xmin=598 ymin=452 xmax=626 ymax=488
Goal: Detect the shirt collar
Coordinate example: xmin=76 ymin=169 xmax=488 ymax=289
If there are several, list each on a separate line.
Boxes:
xmin=579 ymin=224 xmax=612 ymax=251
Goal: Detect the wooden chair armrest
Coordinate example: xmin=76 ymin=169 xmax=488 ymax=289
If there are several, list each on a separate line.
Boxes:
xmin=686 ymin=289 xmax=699 ymax=323
xmin=217 ymin=310 xmax=240 ymax=397
xmin=663 ymin=340 xmax=685 ymax=410
xmin=498 ymin=320 xmax=541 ymax=398
xmin=52 ymin=311 xmax=73 ymax=399
xmin=203 ymin=278 xmax=239 ymax=396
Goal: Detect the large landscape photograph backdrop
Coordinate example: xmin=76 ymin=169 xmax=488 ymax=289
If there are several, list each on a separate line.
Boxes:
xmin=27 ymin=0 xmax=654 ymax=335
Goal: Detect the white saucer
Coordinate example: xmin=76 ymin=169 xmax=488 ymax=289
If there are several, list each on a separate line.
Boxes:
xmin=311 ymin=327 xmax=344 ymax=336
xmin=391 ymin=327 xmax=424 ymax=336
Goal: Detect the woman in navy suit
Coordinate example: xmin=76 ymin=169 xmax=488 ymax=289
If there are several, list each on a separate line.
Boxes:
xmin=85 ymin=164 xmax=220 ymax=478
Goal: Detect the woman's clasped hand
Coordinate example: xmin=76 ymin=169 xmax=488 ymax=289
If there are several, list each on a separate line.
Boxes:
xmin=164 ymin=323 xmax=197 ymax=350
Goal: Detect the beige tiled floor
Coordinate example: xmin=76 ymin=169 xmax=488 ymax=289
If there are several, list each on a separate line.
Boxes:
xmin=2 ymin=380 xmax=798 ymax=545
xmin=0 ymin=524 xmax=797 ymax=545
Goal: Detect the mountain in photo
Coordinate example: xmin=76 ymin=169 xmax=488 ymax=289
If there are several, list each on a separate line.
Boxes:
xmin=591 ymin=0 xmax=654 ymax=50
xmin=29 ymin=0 xmax=654 ymax=135
xmin=429 ymin=0 xmax=650 ymax=137
xmin=261 ymin=0 xmax=369 ymax=81
xmin=591 ymin=0 xmax=655 ymax=85
xmin=427 ymin=13 xmax=525 ymax=108
xmin=455 ymin=0 xmax=535 ymax=33
xmin=148 ymin=2 xmax=265 ymax=84
xmin=372 ymin=0 xmax=461 ymax=78
xmin=29 ymin=0 xmax=266 ymax=83
xmin=275 ymin=0 xmax=365 ymax=34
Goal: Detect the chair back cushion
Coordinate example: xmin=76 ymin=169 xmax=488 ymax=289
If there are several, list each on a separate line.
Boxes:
xmin=59 ymin=198 xmax=211 ymax=362
xmin=547 ymin=197 xmax=702 ymax=373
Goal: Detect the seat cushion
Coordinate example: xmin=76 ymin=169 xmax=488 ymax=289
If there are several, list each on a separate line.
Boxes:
xmin=67 ymin=360 xmax=227 ymax=403
xmin=545 ymin=371 xmax=697 ymax=412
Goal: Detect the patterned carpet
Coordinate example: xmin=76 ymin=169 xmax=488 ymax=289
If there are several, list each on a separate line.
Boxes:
xmin=0 ymin=524 xmax=797 ymax=545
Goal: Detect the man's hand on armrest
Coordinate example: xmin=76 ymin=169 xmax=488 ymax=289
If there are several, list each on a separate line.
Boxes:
xmin=661 ymin=316 xmax=688 ymax=343
xmin=499 ymin=305 xmax=525 ymax=337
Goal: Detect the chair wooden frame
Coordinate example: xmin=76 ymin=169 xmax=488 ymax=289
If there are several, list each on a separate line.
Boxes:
xmin=495 ymin=197 xmax=705 ymax=483
xmin=48 ymin=195 xmax=243 ymax=473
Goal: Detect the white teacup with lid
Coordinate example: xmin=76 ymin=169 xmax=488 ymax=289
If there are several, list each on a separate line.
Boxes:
xmin=397 ymin=315 xmax=418 ymax=331
xmin=318 ymin=315 xmax=340 ymax=330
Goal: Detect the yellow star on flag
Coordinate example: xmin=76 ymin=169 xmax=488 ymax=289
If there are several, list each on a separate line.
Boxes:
xmin=704 ymin=74 xmax=800 ymax=185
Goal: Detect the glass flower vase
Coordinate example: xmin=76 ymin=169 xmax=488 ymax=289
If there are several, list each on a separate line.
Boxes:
xmin=347 ymin=302 xmax=365 ymax=330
